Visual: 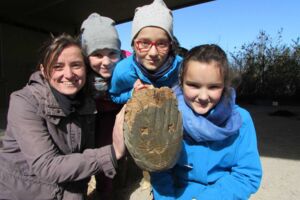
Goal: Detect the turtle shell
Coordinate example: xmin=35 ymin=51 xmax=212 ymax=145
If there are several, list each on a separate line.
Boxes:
xmin=124 ymin=87 xmax=183 ymax=172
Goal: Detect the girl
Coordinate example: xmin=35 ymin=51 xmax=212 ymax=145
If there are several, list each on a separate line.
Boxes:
xmin=0 ymin=34 xmax=125 ymax=200
xmin=109 ymin=0 xmax=182 ymax=104
xmin=109 ymin=0 xmax=182 ymax=199
xmin=151 ymin=44 xmax=262 ymax=200
xmin=81 ymin=12 xmax=129 ymax=199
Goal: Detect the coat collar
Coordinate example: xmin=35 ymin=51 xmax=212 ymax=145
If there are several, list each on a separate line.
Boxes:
xmin=28 ymin=71 xmax=97 ymax=124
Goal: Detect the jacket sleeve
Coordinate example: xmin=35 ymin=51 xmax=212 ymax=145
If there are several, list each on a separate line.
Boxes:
xmin=109 ymin=64 xmax=135 ymax=104
xmin=184 ymin=109 xmax=262 ymax=200
xmin=151 ymin=170 xmax=176 ymax=200
xmin=109 ymin=88 xmax=133 ymax=104
xmin=7 ymin=92 xmax=117 ymax=184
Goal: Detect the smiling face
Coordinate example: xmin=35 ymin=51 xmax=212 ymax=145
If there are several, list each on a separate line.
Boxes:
xmin=41 ymin=45 xmax=86 ymax=96
xmin=133 ymin=26 xmax=171 ymax=71
xmin=182 ymin=60 xmax=224 ymax=115
xmin=88 ymin=49 xmax=121 ymax=79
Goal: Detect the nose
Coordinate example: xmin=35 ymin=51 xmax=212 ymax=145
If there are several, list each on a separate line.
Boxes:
xmin=64 ymin=66 xmax=74 ymax=79
xmin=102 ymin=56 xmax=112 ymax=66
xmin=197 ymin=89 xmax=209 ymax=102
xmin=148 ymin=45 xmax=159 ymax=56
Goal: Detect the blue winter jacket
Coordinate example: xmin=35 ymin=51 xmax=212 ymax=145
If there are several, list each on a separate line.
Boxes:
xmin=109 ymin=55 xmax=182 ymax=104
xmin=151 ymin=106 xmax=262 ymax=200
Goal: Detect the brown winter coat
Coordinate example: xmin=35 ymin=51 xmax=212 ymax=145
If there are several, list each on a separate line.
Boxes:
xmin=0 ymin=72 xmax=117 ymax=200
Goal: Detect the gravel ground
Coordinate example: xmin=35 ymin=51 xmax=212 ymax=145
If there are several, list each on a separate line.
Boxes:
xmin=244 ymin=105 xmax=300 ymax=200
xmin=1 ymin=105 xmax=300 ymax=199
xmin=252 ymin=156 xmax=300 ymax=200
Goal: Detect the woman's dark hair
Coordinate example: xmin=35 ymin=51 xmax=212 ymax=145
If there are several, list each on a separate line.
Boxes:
xmin=172 ymin=36 xmax=188 ymax=57
xmin=37 ymin=33 xmax=89 ymax=79
xmin=179 ymin=44 xmax=231 ymax=97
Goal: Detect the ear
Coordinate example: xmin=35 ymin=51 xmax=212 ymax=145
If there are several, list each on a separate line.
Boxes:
xmin=40 ymin=64 xmax=46 ymax=77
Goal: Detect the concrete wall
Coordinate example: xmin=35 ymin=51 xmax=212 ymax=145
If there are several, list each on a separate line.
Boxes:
xmin=0 ymin=23 xmax=49 ymax=108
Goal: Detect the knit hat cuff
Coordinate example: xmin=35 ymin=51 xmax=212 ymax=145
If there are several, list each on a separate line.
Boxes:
xmin=131 ymin=0 xmax=173 ymax=42
xmin=81 ymin=13 xmax=121 ymax=56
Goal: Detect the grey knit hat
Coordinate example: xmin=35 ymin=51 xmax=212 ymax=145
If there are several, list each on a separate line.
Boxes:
xmin=81 ymin=13 xmax=121 ymax=55
xmin=131 ymin=0 xmax=173 ymax=43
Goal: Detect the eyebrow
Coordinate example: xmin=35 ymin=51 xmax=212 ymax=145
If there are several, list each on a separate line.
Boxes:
xmin=184 ymin=80 xmax=202 ymax=87
xmin=136 ymin=37 xmax=169 ymax=41
xmin=184 ymin=80 xmax=224 ymax=86
xmin=184 ymin=80 xmax=198 ymax=84
xmin=71 ymin=60 xmax=84 ymax=64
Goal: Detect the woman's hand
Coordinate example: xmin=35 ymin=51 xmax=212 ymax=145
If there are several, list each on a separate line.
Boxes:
xmin=112 ymin=105 xmax=126 ymax=160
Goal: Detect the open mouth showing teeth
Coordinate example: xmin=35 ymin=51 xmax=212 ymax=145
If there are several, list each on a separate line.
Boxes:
xmin=63 ymin=81 xmax=77 ymax=86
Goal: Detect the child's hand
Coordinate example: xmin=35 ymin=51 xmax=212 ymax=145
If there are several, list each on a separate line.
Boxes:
xmin=133 ymin=79 xmax=153 ymax=91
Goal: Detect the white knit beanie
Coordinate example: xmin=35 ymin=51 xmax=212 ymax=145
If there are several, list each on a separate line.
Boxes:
xmin=81 ymin=13 xmax=121 ymax=55
xmin=131 ymin=0 xmax=173 ymax=43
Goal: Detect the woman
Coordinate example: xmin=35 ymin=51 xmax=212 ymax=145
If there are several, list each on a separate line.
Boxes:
xmin=0 ymin=33 xmax=125 ymax=200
